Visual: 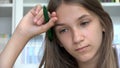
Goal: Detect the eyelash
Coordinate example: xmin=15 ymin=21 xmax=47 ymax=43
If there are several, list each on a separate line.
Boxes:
xmin=59 ymin=28 xmax=68 ymax=34
xmin=80 ymin=20 xmax=90 ymax=27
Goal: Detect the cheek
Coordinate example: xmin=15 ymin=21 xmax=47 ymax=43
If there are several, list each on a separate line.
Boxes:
xmin=85 ymin=28 xmax=103 ymax=47
xmin=56 ymin=33 xmax=72 ymax=48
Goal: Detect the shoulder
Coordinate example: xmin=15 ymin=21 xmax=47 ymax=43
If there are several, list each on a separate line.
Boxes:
xmin=114 ymin=44 xmax=120 ymax=57
xmin=114 ymin=44 xmax=120 ymax=68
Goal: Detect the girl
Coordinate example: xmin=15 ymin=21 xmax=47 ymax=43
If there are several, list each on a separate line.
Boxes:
xmin=40 ymin=0 xmax=118 ymax=68
xmin=0 ymin=0 xmax=118 ymax=68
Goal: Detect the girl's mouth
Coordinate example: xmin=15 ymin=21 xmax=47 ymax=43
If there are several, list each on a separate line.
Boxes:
xmin=75 ymin=45 xmax=90 ymax=52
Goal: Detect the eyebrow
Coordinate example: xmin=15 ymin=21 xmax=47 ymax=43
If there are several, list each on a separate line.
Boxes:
xmin=77 ymin=14 xmax=90 ymax=21
xmin=54 ymin=23 xmax=65 ymax=27
xmin=54 ymin=14 xmax=90 ymax=28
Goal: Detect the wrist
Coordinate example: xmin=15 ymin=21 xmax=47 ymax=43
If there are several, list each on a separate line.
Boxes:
xmin=13 ymin=27 xmax=33 ymax=41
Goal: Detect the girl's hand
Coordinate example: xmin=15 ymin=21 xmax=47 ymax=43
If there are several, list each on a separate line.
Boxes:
xmin=0 ymin=5 xmax=57 ymax=68
xmin=16 ymin=5 xmax=57 ymax=39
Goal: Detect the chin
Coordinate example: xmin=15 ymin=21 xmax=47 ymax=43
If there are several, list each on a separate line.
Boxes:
xmin=77 ymin=53 xmax=95 ymax=63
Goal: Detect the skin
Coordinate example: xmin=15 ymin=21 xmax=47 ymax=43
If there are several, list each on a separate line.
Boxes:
xmin=55 ymin=4 xmax=104 ymax=68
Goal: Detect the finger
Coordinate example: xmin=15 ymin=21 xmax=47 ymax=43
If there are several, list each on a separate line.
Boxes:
xmin=39 ymin=17 xmax=58 ymax=33
xmin=30 ymin=7 xmax=37 ymax=16
xmin=30 ymin=5 xmax=42 ymax=16
xmin=35 ymin=4 xmax=42 ymax=14
xmin=51 ymin=12 xmax=57 ymax=17
xmin=36 ymin=15 xmax=44 ymax=26
xmin=34 ymin=9 xmax=43 ymax=23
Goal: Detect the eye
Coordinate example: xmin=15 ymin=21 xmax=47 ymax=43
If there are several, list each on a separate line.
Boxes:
xmin=81 ymin=22 xmax=88 ymax=26
xmin=59 ymin=28 xmax=68 ymax=34
xmin=80 ymin=20 xmax=90 ymax=27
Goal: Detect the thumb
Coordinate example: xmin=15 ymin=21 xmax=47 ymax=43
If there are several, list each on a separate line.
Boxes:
xmin=38 ymin=17 xmax=58 ymax=33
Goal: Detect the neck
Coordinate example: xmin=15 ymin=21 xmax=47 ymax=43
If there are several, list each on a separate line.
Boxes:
xmin=79 ymin=61 xmax=97 ymax=68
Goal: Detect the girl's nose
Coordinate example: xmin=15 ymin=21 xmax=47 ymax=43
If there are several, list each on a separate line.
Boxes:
xmin=72 ymin=28 xmax=84 ymax=44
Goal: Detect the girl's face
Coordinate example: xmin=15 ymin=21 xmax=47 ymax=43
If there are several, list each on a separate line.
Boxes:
xmin=55 ymin=4 xmax=104 ymax=64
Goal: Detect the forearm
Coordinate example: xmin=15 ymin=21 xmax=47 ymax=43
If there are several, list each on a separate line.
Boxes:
xmin=0 ymin=29 xmax=31 ymax=68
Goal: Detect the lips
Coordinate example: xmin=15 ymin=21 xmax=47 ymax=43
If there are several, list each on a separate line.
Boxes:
xmin=75 ymin=45 xmax=90 ymax=52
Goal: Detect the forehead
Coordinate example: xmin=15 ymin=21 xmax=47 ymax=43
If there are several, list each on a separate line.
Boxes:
xmin=56 ymin=3 xmax=92 ymax=23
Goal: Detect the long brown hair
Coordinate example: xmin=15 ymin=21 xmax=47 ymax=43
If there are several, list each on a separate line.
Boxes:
xmin=39 ymin=0 xmax=118 ymax=68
